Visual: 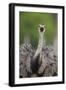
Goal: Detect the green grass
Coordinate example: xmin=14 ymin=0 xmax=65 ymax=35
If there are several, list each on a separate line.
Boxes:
xmin=19 ymin=12 xmax=57 ymax=48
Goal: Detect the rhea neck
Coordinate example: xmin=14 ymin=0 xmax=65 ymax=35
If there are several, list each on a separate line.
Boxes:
xmin=33 ymin=31 xmax=44 ymax=58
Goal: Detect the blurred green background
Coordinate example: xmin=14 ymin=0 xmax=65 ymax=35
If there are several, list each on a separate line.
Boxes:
xmin=19 ymin=12 xmax=57 ymax=48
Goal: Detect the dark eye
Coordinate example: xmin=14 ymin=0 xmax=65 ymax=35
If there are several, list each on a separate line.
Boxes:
xmin=40 ymin=27 xmax=44 ymax=32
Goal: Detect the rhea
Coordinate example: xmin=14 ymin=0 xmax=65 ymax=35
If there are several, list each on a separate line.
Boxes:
xmin=19 ymin=24 xmax=57 ymax=77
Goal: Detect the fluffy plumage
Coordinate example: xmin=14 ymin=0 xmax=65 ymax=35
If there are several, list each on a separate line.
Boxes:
xmin=19 ymin=43 xmax=57 ymax=77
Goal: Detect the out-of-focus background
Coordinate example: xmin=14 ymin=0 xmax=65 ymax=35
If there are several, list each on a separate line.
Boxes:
xmin=20 ymin=12 xmax=57 ymax=48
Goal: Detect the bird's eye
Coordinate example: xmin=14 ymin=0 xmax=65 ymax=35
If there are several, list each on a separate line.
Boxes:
xmin=40 ymin=27 xmax=44 ymax=32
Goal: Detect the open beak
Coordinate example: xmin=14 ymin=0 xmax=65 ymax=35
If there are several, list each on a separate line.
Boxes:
xmin=40 ymin=27 xmax=44 ymax=32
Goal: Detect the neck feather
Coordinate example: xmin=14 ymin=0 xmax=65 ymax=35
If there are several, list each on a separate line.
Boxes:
xmin=34 ymin=33 xmax=44 ymax=58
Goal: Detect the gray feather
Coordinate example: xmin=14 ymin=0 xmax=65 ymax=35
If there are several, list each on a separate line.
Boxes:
xmin=19 ymin=43 xmax=57 ymax=78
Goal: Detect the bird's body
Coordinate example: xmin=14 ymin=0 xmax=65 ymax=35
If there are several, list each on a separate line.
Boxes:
xmin=19 ymin=24 xmax=57 ymax=78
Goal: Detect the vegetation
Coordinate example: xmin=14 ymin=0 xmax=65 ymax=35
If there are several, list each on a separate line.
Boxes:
xmin=19 ymin=12 xmax=57 ymax=48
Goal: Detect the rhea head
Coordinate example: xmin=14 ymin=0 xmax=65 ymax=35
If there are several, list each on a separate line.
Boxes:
xmin=38 ymin=24 xmax=45 ymax=35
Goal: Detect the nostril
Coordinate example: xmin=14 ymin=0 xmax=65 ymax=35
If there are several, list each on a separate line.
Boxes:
xmin=40 ymin=27 xmax=44 ymax=32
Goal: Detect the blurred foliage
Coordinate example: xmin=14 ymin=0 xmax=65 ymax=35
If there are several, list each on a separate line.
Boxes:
xmin=19 ymin=12 xmax=57 ymax=48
